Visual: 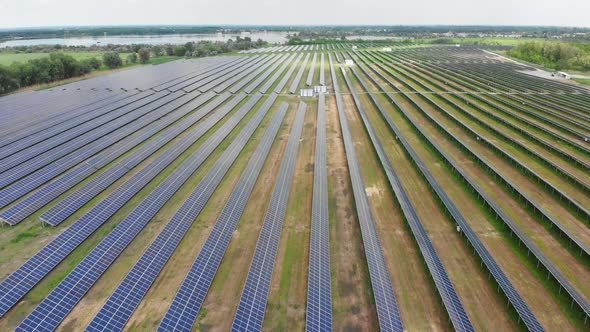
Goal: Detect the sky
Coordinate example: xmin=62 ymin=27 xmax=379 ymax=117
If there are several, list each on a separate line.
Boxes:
xmin=0 ymin=0 xmax=589 ymax=29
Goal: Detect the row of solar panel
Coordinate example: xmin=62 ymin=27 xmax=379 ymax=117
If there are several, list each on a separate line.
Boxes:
xmin=231 ymin=101 xmax=307 ymax=332
xmin=365 ymin=51 xmax=590 ymax=259
xmin=357 ymin=51 xmax=590 ymax=323
xmin=16 ymin=92 xmax=279 ymax=332
xmin=0 ymin=54 xmax=284 ymax=223
xmin=305 ymin=93 xmax=332 ymax=332
xmin=0 ymin=53 xmax=298 ymax=320
xmin=328 ymin=54 xmax=404 ymax=332
xmin=349 ymin=57 xmax=543 ymax=331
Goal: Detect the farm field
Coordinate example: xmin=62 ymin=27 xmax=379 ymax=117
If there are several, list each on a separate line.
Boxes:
xmin=0 ymin=42 xmax=589 ymax=331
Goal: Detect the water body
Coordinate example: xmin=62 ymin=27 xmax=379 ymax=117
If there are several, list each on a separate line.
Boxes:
xmin=0 ymin=31 xmax=290 ymax=48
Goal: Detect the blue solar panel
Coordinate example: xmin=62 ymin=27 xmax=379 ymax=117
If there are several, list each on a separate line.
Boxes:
xmin=305 ymin=93 xmax=332 ymax=332
xmin=39 ymin=93 xmax=233 ymax=226
xmin=15 ymin=94 xmax=264 ymax=332
xmin=89 ymin=98 xmax=287 ymax=332
xmin=229 ymin=101 xmax=307 ymax=332
xmin=0 ymin=93 xmax=256 ymax=319
xmin=289 ymin=53 xmax=311 ymax=94
xmin=329 ymin=54 xmax=404 ymax=332
xmin=0 ymin=92 xmax=218 ymax=226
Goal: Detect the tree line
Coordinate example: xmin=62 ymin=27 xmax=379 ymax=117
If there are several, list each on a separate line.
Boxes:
xmin=507 ymin=41 xmax=590 ymax=71
xmin=0 ymin=37 xmax=266 ymax=95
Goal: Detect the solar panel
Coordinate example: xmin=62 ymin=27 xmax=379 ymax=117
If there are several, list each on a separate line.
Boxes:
xmin=328 ymin=54 xmax=404 ymax=332
xmin=230 ymin=101 xmax=307 ymax=332
xmin=306 ymin=53 xmax=318 ymax=86
xmin=86 ymin=99 xmax=286 ymax=332
xmin=0 ymin=93 xmax=255 ymax=319
xmin=305 ymin=93 xmax=332 ymax=332
xmin=0 ymin=92 xmax=217 ymax=225
xmin=289 ymin=53 xmax=311 ymax=94
xmin=15 ymin=93 xmax=264 ymax=331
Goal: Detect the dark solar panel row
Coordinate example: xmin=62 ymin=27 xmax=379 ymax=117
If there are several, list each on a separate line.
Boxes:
xmin=14 ymin=93 xmax=264 ymax=331
xmin=0 ymin=92 xmax=183 ymax=207
xmin=274 ymin=53 xmax=304 ymax=94
xmin=305 ymin=93 xmax=332 ymax=332
xmin=0 ymin=91 xmax=147 ymax=155
xmin=244 ymin=54 xmax=290 ymax=94
xmin=360 ymin=52 xmax=590 ymax=322
xmin=0 ymin=92 xmax=218 ymax=226
xmin=0 ymin=93 xmax=257 ymax=319
xmin=366 ymin=51 xmax=590 ymax=255
xmin=371 ymin=53 xmax=590 ymax=222
xmin=182 ymin=56 xmax=264 ymax=93
xmin=319 ymin=53 xmax=326 ymax=86
xmin=0 ymin=90 xmax=167 ymax=176
xmin=91 ymin=98 xmax=286 ymax=332
xmin=328 ymin=54 xmax=404 ymax=332
xmin=306 ymin=53 xmax=318 ymax=86
xmin=229 ymin=55 xmax=283 ymax=94
xmin=259 ymin=53 xmax=297 ymax=93
xmin=40 ymin=92 xmax=241 ymax=226
xmin=231 ymin=101 xmax=307 ymax=332
xmin=213 ymin=55 xmax=274 ymax=93
xmin=152 ymin=57 xmax=249 ymax=92
xmin=350 ymin=59 xmax=543 ymax=331
xmin=341 ymin=63 xmax=474 ymax=332
xmin=200 ymin=55 xmax=269 ymax=92
xmin=288 ymin=53 xmax=311 ymax=94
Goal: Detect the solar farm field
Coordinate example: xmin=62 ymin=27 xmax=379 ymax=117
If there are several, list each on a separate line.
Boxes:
xmin=0 ymin=42 xmax=589 ymax=331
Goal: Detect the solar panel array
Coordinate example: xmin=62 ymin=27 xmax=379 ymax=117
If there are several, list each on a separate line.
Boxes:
xmin=0 ymin=92 xmax=217 ymax=225
xmin=349 ymin=60 xmax=544 ymax=331
xmin=39 ymin=92 xmax=234 ymax=226
xmin=319 ymin=53 xmax=325 ymax=86
xmin=231 ymin=102 xmax=307 ymax=332
xmin=306 ymin=53 xmax=318 ymax=86
xmin=328 ymin=54 xmax=404 ymax=332
xmin=85 ymin=96 xmax=285 ymax=332
xmin=340 ymin=62 xmax=474 ymax=332
xmin=0 ymin=92 xmax=255 ymax=318
xmin=15 ymin=92 xmax=264 ymax=331
xmin=305 ymin=93 xmax=332 ymax=332
xmin=156 ymin=101 xmax=289 ymax=332
xmin=289 ymin=53 xmax=311 ymax=94
xmin=359 ymin=50 xmax=590 ymax=323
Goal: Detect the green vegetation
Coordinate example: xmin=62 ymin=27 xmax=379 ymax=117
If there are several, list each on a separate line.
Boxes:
xmin=572 ymin=77 xmax=590 ymax=86
xmin=507 ymin=41 xmax=590 ymax=71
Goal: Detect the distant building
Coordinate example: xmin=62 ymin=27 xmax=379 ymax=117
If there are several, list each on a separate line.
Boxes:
xmin=352 ymin=45 xmax=358 ymax=49
xmin=344 ymin=59 xmax=354 ymax=66
xmin=382 ymin=47 xmax=392 ymax=52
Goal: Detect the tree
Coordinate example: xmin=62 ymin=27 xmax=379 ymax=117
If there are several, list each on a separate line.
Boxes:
xmin=102 ymin=52 xmax=123 ymax=68
xmin=0 ymin=66 xmax=19 ymax=94
xmin=184 ymin=42 xmax=195 ymax=54
xmin=174 ymin=46 xmax=187 ymax=56
xmin=152 ymin=45 xmax=163 ymax=56
xmin=138 ymin=48 xmax=150 ymax=64
xmin=166 ymin=46 xmax=175 ymax=56
xmin=131 ymin=44 xmax=142 ymax=53
xmin=127 ymin=53 xmax=138 ymax=64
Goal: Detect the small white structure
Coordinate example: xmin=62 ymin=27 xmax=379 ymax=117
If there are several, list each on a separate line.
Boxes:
xmin=455 ymin=44 xmax=461 ymax=47
xmin=382 ymin=47 xmax=392 ymax=52
xmin=556 ymin=71 xmax=571 ymax=79
xmin=300 ymin=89 xmax=314 ymax=97
xmin=352 ymin=45 xmax=358 ymax=50
xmin=344 ymin=59 xmax=354 ymax=66
xmin=313 ymin=86 xmax=327 ymax=94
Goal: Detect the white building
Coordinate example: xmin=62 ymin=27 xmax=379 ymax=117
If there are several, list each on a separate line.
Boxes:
xmin=557 ymin=71 xmax=571 ymax=79
xmin=344 ymin=59 xmax=354 ymax=66
xmin=382 ymin=47 xmax=392 ymax=52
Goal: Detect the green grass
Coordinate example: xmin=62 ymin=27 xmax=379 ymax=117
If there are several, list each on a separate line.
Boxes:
xmin=0 ymin=52 xmax=132 ymax=66
xmin=572 ymin=77 xmax=590 ymax=86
